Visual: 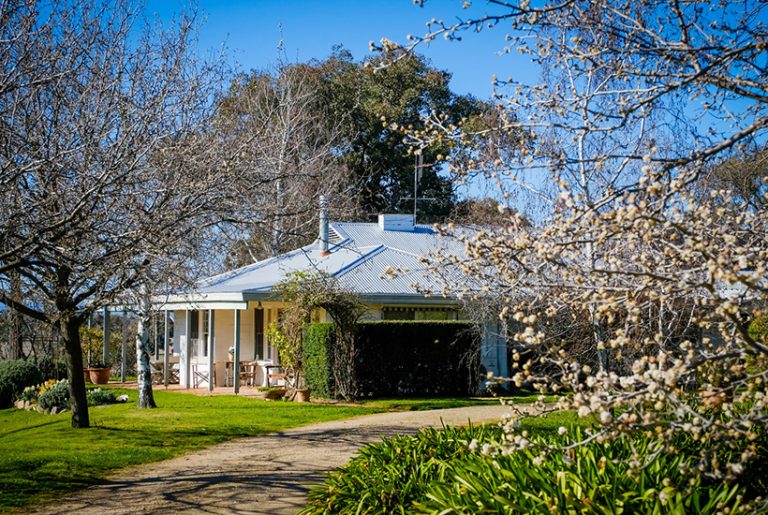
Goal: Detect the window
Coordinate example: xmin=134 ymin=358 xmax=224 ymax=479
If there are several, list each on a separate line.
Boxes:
xmin=254 ymin=308 xmax=264 ymax=360
xmin=383 ymin=309 xmax=414 ymax=320
xmin=202 ymin=310 xmax=210 ymax=357
xmin=382 ymin=307 xmax=457 ymax=321
xmin=189 ymin=310 xmax=199 ymax=339
xmin=416 ymin=310 xmax=453 ymax=321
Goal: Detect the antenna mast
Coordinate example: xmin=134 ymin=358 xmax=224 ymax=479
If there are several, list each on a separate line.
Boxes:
xmin=414 ymin=153 xmax=423 ymax=224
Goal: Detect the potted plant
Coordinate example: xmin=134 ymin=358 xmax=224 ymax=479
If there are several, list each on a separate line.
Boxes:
xmin=228 ymin=346 xmax=235 ymax=362
xmin=86 ymin=360 xmax=111 ymax=384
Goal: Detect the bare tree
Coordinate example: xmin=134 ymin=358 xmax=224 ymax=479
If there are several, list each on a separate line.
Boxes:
xmin=386 ymin=0 xmax=768 ymax=486
xmin=0 ymin=0 xmax=227 ymax=426
xmin=215 ymin=57 xmax=358 ymax=264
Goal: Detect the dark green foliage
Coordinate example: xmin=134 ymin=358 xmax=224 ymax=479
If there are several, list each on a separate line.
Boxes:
xmin=302 ymin=424 xmax=499 ymax=515
xmin=418 ymin=434 xmax=750 ymax=514
xmin=303 ymin=423 xmax=759 ymax=515
xmin=0 ymin=359 xmax=43 ymax=408
xmin=303 ymin=323 xmax=335 ymax=398
xmin=302 ymin=321 xmax=480 ymax=399
xmin=37 ymin=380 xmax=70 ymax=411
xmin=34 ymin=356 xmax=68 ymax=381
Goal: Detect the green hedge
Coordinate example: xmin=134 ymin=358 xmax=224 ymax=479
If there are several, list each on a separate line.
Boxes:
xmin=0 ymin=360 xmax=43 ymax=409
xmin=302 ymin=320 xmax=480 ymax=399
xmin=303 ymin=323 xmax=335 ymax=398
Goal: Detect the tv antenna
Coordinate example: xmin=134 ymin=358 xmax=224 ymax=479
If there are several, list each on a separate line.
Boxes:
xmin=411 ymin=153 xmax=434 ymax=224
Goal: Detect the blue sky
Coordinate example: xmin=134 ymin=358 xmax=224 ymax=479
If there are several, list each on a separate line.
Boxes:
xmin=149 ymin=0 xmax=538 ymax=100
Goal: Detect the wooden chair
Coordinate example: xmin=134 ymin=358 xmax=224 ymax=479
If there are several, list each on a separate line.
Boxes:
xmin=266 ymin=365 xmax=285 ymax=387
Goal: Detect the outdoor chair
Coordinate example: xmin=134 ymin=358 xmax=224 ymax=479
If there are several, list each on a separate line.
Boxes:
xmin=150 ymin=360 xmax=164 ymax=384
xmin=192 ymin=363 xmax=216 ymax=389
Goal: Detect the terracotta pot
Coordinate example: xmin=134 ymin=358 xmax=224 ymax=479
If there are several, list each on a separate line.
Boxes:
xmin=83 ymin=370 xmax=92 ymax=383
xmin=88 ymin=367 xmax=110 ymax=385
xmin=295 ymin=389 xmax=311 ymax=403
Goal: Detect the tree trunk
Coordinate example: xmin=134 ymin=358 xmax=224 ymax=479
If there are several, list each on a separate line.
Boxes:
xmin=135 ymin=311 xmax=157 ymax=408
xmin=8 ymin=270 xmax=24 ymax=359
xmin=61 ymin=315 xmax=90 ymax=428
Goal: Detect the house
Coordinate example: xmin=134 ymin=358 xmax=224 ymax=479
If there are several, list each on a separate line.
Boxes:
xmin=155 ymin=204 xmax=509 ymax=392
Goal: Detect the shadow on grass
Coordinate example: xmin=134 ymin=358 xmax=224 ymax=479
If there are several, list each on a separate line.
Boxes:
xmin=0 ymin=419 xmax=61 ymax=438
xmin=21 ymin=423 xmax=425 ymax=515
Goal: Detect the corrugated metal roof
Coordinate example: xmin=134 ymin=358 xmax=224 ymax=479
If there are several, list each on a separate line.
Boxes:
xmin=188 ymin=222 xmax=468 ymax=300
xmin=332 ymin=222 xmax=458 ymax=257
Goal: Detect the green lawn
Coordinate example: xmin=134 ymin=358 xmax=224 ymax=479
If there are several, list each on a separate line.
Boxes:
xmin=0 ymin=389 xmax=549 ymax=513
xmin=0 ymin=388 xmax=380 ymax=512
xmin=359 ymin=393 xmax=553 ymax=411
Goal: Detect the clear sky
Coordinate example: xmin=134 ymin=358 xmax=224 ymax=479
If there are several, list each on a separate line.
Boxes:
xmin=148 ymin=0 xmax=538 ymax=100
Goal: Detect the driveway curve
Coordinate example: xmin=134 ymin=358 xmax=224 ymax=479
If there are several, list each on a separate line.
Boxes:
xmin=30 ymin=403 xmax=538 ymax=515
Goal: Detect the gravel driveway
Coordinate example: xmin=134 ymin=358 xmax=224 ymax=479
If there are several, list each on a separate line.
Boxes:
xmin=29 ymin=404 xmax=537 ymax=514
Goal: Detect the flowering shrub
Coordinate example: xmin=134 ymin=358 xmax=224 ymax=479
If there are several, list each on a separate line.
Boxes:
xmin=18 ymin=385 xmax=38 ymax=403
xmin=37 ymin=379 xmax=70 ymax=411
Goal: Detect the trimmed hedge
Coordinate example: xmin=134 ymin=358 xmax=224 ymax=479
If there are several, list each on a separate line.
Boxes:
xmin=0 ymin=360 xmax=44 ymax=409
xmin=302 ymin=320 xmax=480 ymax=399
xmin=303 ymin=323 xmax=335 ymax=398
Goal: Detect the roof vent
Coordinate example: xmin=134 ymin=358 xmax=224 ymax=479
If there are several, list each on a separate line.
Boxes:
xmin=378 ymin=214 xmax=414 ymax=232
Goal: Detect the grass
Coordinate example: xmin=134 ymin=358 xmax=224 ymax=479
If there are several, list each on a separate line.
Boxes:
xmin=0 ymin=388 xmax=380 ymax=513
xmin=359 ymin=392 xmax=555 ymax=411
xmin=0 ymin=388 xmax=555 ymax=512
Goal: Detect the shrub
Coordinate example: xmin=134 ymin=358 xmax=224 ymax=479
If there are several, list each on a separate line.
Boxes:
xmin=302 ymin=424 xmax=499 ymax=514
xmin=419 ymin=432 xmax=751 ymax=514
xmin=37 ymin=379 xmax=70 ymax=411
xmin=303 ymin=425 xmax=759 ymax=515
xmin=0 ymin=359 xmax=44 ymax=408
xmin=302 ymin=323 xmax=335 ymax=398
xmin=34 ymin=356 xmax=68 ymax=380
xmin=86 ymin=388 xmax=116 ymax=406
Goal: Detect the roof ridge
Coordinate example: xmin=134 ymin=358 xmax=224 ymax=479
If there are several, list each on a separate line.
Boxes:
xmin=332 ymin=245 xmax=387 ymax=278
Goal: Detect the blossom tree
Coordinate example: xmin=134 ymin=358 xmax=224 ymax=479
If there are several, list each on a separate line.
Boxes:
xmin=385 ymin=0 xmax=768 ymax=486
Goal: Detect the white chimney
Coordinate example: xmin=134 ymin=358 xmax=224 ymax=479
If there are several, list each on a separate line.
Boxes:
xmin=378 ymin=214 xmax=415 ymax=232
